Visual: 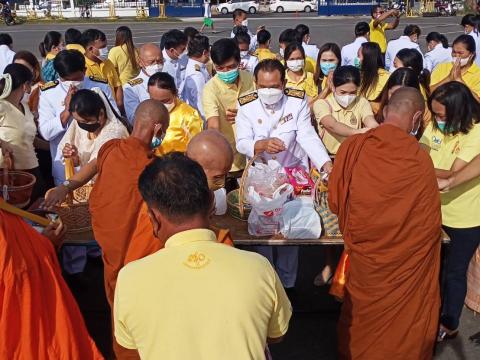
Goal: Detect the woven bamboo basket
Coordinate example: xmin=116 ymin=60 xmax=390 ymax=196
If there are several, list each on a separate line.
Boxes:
xmin=226 ymin=155 xmax=258 ymax=221
xmin=312 ymin=171 xmax=341 ymax=237
xmin=1 ymin=152 xmax=36 ymax=209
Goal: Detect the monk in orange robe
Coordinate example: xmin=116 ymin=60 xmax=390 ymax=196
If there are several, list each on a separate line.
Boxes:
xmin=328 ymin=88 xmax=442 ymax=360
xmin=0 ymin=210 xmax=103 ymax=359
xmin=125 ymin=129 xmax=235 ymax=265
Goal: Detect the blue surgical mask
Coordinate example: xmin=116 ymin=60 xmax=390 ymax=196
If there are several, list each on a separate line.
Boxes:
xmin=436 ymin=119 xmax=447 ymax=132
xmin=353 ymin=57 xmax=361 ymax=69
xmin=320 ymin=62 xmax=337 ymax=76
xmin=217 ymin=68 xmax=239 ymax=84
xmin=151 ymin=133 xmax=165 ymax=149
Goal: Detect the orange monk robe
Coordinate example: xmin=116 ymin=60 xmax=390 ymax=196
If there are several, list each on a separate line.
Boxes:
xmin=328 ymin=124 xmax=442 ymax=360
xmin=124 ymin=202 xmax=234 ymax=265
xmin=0 ymin=210 xmax=103 ymax=360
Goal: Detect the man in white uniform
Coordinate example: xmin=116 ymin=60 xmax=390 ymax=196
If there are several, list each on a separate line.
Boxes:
xmin=123 ymin=43 xmax=164 ymax=124
xmin=230 ymin=9 xmax=258 ymax=52
xmin=235 ymin=31 xmax=259 ymax=73
xmin=236 ymin=59 xmax=332 ymax=290
xmin=181 ymin=35 xmax=211 ymax=119
xmin=161 ymin=30 xmax=188 ymax=90
xmin=385 ymin=24 xmax=423 ymax=71
xmin=295 ymin=24 xmax=319 ymax=61
xmin=38 ymin=50 xmax=117 ymax=186
xmin=341 ymin=22 xmax=370 ymax=66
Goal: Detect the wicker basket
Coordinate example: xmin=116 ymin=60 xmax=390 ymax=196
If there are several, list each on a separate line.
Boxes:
xmin=1 ymin=153 xmax=36 ymax=209
xmin=226 ymin=155 xmax=258 ymax=221
xmin=313 ymin=173 xmax=341 ymax=237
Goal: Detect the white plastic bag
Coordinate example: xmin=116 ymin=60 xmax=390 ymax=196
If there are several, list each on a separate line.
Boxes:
xmin=280 ymin=197 xmax=322 ymax=239
xmin=214 ymin=188 xmax=227 ymax=216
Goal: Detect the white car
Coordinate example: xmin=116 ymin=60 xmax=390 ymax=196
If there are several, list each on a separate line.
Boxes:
xmin=216 ymin=0 xmax=259 ymax=15
xmin=270 ymin=0 xmax=317 ymax=13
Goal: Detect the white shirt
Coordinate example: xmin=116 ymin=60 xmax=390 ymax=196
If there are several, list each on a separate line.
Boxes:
xmin=203 ymin=0 xmax=211 ymax=17
xmin=236 ymin=91 xmax=330 ymax=170
xmin=181 ymin=58 xmax=210 ymax=119
xmin=231 ymin=29 xmax=257 ymax=52
xmin=302 ymin=42 xmax=319 ymax=62
xmin=123 ymin=70 xmax=150 ymax=125
xmin=38 ymin=76 xmax=118 ymax=185
xmin=385 ymin=36 xmax=423 ymax=71
xmin=424 ymin=44 xmax=453 ymax=72
xmin=0 ymin=45 xmax=14 ymax=74
xmin=162 ymin=49 xmax=186 ymax=90
xmin=341 ymin=37 xmax=368 ymax=66
xmin=467 ymin=31 xmax=480 ymax=67
xmin=240 ymin=53 xmax=259 ymax=74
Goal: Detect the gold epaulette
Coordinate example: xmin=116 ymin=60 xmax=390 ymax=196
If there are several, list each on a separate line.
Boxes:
xmin=238 ymin=92 xmax=258 ymax=106
xmin=89 ymin=75 xmax=108 ymax=84
xmin=194 ymin=64 xmax=201 ymax=71
xmin=40 ymin=80 xmax=59 ymax=91
xmin=285 ymin=88 xmax=305 ymax=99
xmin=128 ymin=78 xmax=143 ymax=86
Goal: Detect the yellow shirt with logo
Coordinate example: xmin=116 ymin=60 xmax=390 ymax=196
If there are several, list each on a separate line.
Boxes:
xmin=369 ymin=20 xmax=389 ymax=53
xmin=202 ymin=70 xmax=255 ymax=171
xmin=154 ymin=98 xmax=203 ymax=156
xmin=254 ymin=48 xmax=277 ymax=62
xmin=286 ymin=71 xmax=318 ymax=98
xmin=108 ymin=44 xmax=140 ymax=86
xmin=313 ymin=93 xmax=373 ymax=154
xmin=85 ymin=56 xmax=122 ymax=93
xmin=431 ymin=62 xmax=480 ymax=97
xmin=420 ymin=122 xmax=480 ymax=228
xmin=114 ymin=229 xmax=292 ymax=360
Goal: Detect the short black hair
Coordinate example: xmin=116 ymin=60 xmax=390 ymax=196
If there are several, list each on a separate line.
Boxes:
xmin=184 ymin=26 xmax=199 ymax=41
xmin=148 ymin=72 xmax=177 ymax=94
xmin=403 ymin=24 xmax=421 ymax=37
xmin=426 ymin=32 xmax=449 ymax=48
xmin=355 ymin=22 xmax=370 ymax=37
xmin=65 ymin=28 xmax=82 ymax=45
xmin=162 ymin=29 xmax=188 ymax=51
xmin=453 ymin=34 xmax=477 ymax=57
xmin=254 ymin=59 xmax=286 ymax=83
xmin=53 ymin=50 xmax=86 ymax=78
xmin=257 ymin=29 xmax=271 ymax=45
xmin=234 ymin=31 xmax=251 ymax=46
xmin=69 ymin=89 xmax=106 ymax=118
xmin=211 ymin=38 xmax=241 ymax=66
xmin=332 ymin=66 xmax=361 ymax=88
xmin=0 ymin=33 xmax=13 ymax=46
xmin=80 ymin=29 xmax=106 ymax=48
xmin=295 ymin=24 xmax=310 ymax=39
xmin=279 ymin=29 xmax=301 ymax=45
xmin=138 ymin=152 xmax=212 ymax=222
xmin=188 ymin=34 xmax=209 ymax=58
xmin=461 ymin=13 xmax=479 ymax=28
xmin=232 ymin=8 xmax=247 ymax=20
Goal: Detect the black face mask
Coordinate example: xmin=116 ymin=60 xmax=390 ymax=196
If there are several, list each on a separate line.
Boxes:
xmin=77 ymin=121 xmax=101 ymax=133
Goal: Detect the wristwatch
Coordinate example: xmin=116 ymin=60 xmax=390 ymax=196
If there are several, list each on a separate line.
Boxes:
xmin=62 ymin=180 xmax=72 ymax=191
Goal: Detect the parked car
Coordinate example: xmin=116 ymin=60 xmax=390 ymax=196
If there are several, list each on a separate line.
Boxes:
xmin=270 ymin=0 xmax=317 ymax=13
xmin=216 ymin=0 xmax=259 ymax=14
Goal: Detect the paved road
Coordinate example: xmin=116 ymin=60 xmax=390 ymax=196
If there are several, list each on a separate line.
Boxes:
xmin=3 ymin=14 xmax=479 ymax=360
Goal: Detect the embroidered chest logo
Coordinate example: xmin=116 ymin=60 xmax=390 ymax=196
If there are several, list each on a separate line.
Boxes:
xmin=183 ymin=252 xmax=210 ymax=269
xmin=432 ymin=136 xmax=442 ymax=147
xmin=279 ymin=113 xmax=293 ymax=126
xmin=350 ymin=115 xmax=357 ymax=126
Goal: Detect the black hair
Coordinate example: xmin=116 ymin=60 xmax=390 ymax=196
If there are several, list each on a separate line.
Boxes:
xmin=461 ymin=13 xmax=480 ymax=32
xmin=355 ymin=22 xmax=370 ymax=37
xmin=65 ymin=28 xmax=82 ymax=45
xmin=0 ymin=63 xmax=33 ymax=96
xmin=279 ymin=28 xmax=301 ymax=45
xmin=254 ymin=59 xmax=286 ymax=83
xmin=314 ymin=42 xmax=341 ymax=85
xmin=426 ymin=32 xmax=449 ymax=48
xmin=138 ymin=152 xmax=211 ymax=222
xmin=232 ymin=8 xmax=247 ymax=20
xmin=284 ymin=42 xmax=306 ymax=62
xmin=80 ymin=29 xmax=106 ymax=49
xmin=53 ymin=50 xmax=86 ymax=78
xmin=0 ymin=33 xmax=13 ymax=46
xmin=395 ymin=48 xmax=430 ymax=97
xmin=295 ymin=24 xmax=310 ymax=39
xmin=403 ymin=24 xmax=421 ymax=37
xmin=234 ymin=31 xmax=251 ymax=46
xmin=371 ymin=5 xmax=383 ymax=17
xmin=39 ymin=31 xmax=62 ymax=58
xmin=332 ymin=66 xmax=360 ymax=88
xmin=13 ymin=50 xmax=42 ymax=84
xmin=162 ymin=29 xmax=188 ymax=51
xmin=257 ymin=29 xmax=271 ymax=45
xmin=148 ymin=72 xmax=177 ymax=95
xmin=188 ymin=34 xmax=210 ymax=58
xmin=184 ymin=27 xmax=200 ymax=42
xmin=429 ymin=82 xmax=480 ymax=135
xmin=68 ymin=89 xmax=106 ymax=118
xmin=211 ymin=38 xmax=241 ymax=65
xmin=359 ymin=42 xmax=384 ymax=97
xmin=453 ymin=34 xmax=477 ymax=59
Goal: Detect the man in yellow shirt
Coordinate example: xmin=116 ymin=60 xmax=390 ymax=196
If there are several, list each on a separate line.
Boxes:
xmin=203 ymin=38 xmax=255 ymax=177
xmin=64 ymin=28 xmax=85 ymax=54
xmin=114 ymin=153 xmax=291 ymax=360
xmin=81 ymin=29 xmax=123 ymax=112
xmin=254 ymin=29 xmax=277 ymax=62
xmin=369 ymin=5 xmax=401 ymax=55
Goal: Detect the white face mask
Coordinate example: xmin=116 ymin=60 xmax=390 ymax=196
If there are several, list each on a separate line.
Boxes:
xmin=145 ymin=63 xmax=163 ymax=76
xmin=258 ymin=88 xmax=284 ymax=106
xmin=240 ymin=51 xmax=249 ymax=59
xmin=286 ymin=59 xmax=305 ymax=72
xmin=164 ymin=101 xmax=175 ymax=113
xmin=334 ymin=93 xmax=356 ymax=108
xmin=96 ymin=47 xmax=109 ymax=61
xmin=453 ymin=56 xmax=470 ymax=67
xmin=61 ymin=80 xmax=84 ymax=89
xmin=279 ymin=48 xmax=285 ymax=59
xmin=241 ymin=19 xmax=249 ymax=27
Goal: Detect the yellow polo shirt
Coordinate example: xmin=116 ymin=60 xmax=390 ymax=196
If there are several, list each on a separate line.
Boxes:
xmin=65 ymin=43 xmax=85 ymax=54
xmin=254 ymin=48 xmax=277 ymax=62
xmin=313 ymin=94 xmax=373 ymax=154
xmin=108 ymin=44 xmax=140 ymax=85
xmin=114 ymin=228 xmax=292 ymax=360
xmin=286 ymin=71 xmax=318 ymax=98
xmin=202 ymin=70 xmax=255 ymax=171
xmin=420 ymin=123 xmax=480 ymax=228
xmin=369 ymin=19 xmax=388 ymax=53
xmin=85 ymin=56 xmax=122 ymax=93
xmin=430 ymin=62 xmax=480 ymax=97
xmin=364 ymin=69 xmax=390 ymax=101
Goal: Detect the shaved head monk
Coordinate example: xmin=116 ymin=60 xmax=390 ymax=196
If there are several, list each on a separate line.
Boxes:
xmin=328 ymin=88 xmax=442 ymax=359
xmin=124 ymin=129 xmax=235 ymax=265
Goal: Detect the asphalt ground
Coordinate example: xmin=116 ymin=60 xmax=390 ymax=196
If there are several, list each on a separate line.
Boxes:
xmin=3 ymin=13 xmax=479 ymax=360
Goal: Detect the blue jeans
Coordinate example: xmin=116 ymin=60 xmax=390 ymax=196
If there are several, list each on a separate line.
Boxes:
xmin=441 ymin=225 xmax=480 ymax=330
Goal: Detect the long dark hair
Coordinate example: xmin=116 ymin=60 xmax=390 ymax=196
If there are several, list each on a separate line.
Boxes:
xmin=359 ymin=42 xmax=384 ymax=97
xmin=0 ymin=63 xmax=33 ymax=97
xmin=429 ymin=82 xmax=480 ymax=135
xmin=314 ymin=43 xmax=341 ymax=86
xmin=115 ymin=26 xmax=139 ymax=71
xmin=396 ymin=48 xmax=430 ymax=97
xmin=39 ymin=31 xmax=62 ymax=58
xmin=375 ymin=68 xmax=420 ymax=123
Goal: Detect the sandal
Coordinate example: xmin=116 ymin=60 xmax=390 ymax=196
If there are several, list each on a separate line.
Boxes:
xmin=437 ymin=324 xmax=459 ymax=342
xmin=313 ymin=267 xmax=333 ymax=287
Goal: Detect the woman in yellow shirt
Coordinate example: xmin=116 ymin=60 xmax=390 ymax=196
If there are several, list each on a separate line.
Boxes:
xmin=420 ymin=81 xmax=480 ymax=342
xmin=108 ymin=26 xmax=140 ymax=85
xmin=393 ymin=48 xmax=430 ymax=99
xmin=284 ymin=43 xmax=318 ymax=103
xmin=147 ymin=72 xmax=203 ymax=155
xmin=39 ymin=31 xmax=64 ymax=82
xmin=314 ymin=43 xmax=341 ymax=100
xmin=357 ymin=42 xmax=389 ymax=102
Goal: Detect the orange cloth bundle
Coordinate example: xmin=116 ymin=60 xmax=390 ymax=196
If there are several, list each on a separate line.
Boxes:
xmin=329 ymin=250 xmax=350 ymax=301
